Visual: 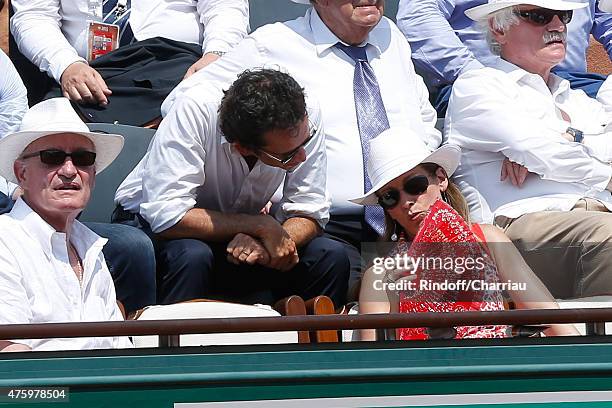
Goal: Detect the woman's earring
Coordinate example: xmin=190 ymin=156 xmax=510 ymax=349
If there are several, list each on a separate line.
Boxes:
xmin=391 ymin=222 xmax=398 ymax=242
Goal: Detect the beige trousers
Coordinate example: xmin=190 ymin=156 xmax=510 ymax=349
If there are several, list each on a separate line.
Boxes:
xmin=498 ymin=199 xmax=612 ymax=299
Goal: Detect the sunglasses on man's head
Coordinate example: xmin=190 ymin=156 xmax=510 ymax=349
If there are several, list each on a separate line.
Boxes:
xmin=513 ymin=8 xmax=573 ymax=25
xmin=377 ymin=175 xmax=430 ymax=210
xmin=20 ymin=149 xmax=97 ymax=167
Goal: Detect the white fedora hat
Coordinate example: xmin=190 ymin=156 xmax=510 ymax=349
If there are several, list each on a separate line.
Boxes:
xmin=465 ymin=0 xmax=587 ymax=21
xmin=349 ymin=128 xmax=461 ymax=206
xmin=600 ymin=0 xmax=612 ymax=12
xmin=0 ymin=98 xmax=124 ymax=184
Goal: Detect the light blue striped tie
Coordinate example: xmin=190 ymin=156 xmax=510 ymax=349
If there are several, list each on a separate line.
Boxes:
xmin=336 ymin=43 xmax=389 ymax=236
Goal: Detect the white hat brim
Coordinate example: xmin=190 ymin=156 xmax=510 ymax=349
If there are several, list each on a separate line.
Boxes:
xmin=0 ymin=130 xmax=124 ymax=184
xmin=600 ymin=0 xmax=612 ymax=12
xmin=290 ymin=0 xmax=310 ymax=4
xmin=349 ymin=144 xmax=462 ymax=206
xmin=465 ymin=0 xmax=587 ymax=21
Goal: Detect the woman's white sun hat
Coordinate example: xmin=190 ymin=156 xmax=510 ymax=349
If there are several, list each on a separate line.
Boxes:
xmin=464 ymin=0 xmax=587 ymax=21
xmin=0 ymin=98 xmax=124 ymax=184
xmin=349 ymin=128 xmax=461 ymax=206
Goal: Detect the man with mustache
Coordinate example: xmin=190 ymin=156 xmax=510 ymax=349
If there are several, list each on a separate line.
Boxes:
xmin=445 ymin=0 xmax=612 ymax=300
xmin=398 ymin=0 xmax=610 ymax=116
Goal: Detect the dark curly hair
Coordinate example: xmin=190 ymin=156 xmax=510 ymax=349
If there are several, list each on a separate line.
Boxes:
xmin=218 ymin=68 xmax=307 ymax=150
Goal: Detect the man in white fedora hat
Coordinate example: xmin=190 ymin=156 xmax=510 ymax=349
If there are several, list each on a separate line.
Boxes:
xmin=147 ymin=0 xmax=442 ymax=301
xmin=446 ymin=0 xmax=612 ymax=300
xmin=397 ymin=0 xmax=611 ymax=117
xmin=0 ymin=98 xmax=135 ymax=352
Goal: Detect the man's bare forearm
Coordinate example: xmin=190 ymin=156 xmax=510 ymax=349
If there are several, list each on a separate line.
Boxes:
xmin=282 ymin=217 xmax=321 ymax=248
xmin=158 ymin=208 xmax=275 ymax=241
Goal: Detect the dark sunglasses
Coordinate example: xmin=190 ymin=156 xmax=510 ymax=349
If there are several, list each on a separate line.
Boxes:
xmin=258 ymin=120 xmax=316 ymax=166
xmin=20 ymin=149 xmax=97 ymax=167
xmin=513 ymin=8 xmax=573 ymax=25
xmin=377 ymin=175 xmax=430 ymax=210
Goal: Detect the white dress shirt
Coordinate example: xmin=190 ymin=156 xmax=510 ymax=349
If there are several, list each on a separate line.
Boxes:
xmin=115 ymin=85 xmax=329 ymax=234
xmin=0 ymin=50 xmax=27 ymax=140
xmin=598 ymin=75 xmax=612 ymax=113
xmin=10 ymin=0 xmax=249 ymax=84
xmin=446 ymin=58 xmax=612 ymax=222
xmin=162 ymin=8 xmax=441 ymax=215
xmin=0 ymin=50 xmax=27 ymax=198
xmin=0 ymin=199 xmax=132 ymax=351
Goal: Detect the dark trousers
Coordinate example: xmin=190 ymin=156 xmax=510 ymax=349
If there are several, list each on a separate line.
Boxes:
xmin=113 ymin=207 xmax=351 ymax=307
xmin=85 ymin=222 xmax=156 ymax=313
xmin=0 ymin=192 xmax=156 ymax=314
xmin=323 ymin=213 xmax=380 ymax=302
xmin=433 ymin=71 xmax=608 ymax=117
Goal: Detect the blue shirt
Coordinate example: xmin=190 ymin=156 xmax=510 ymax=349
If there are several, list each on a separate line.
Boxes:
xmin=397 ymin=0 xmax=612 ymax=87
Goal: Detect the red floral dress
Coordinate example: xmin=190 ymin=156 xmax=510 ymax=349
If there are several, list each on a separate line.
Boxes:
xmin=391 ymin=200 xmax=508 ymax=340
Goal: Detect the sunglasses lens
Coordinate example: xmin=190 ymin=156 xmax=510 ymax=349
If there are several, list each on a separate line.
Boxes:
xmin=71 ymin=151 xmax=97 ymax=166
xmin=39 ymin=150 xmax=96 ymax=167
xmin=378 ymin=190 xmax=399 ymax=209
xmin=404 ymin=176 xmax=430 ymax=195
xmin=39 ymin=150 xmax=67 ymax=165
xmin=518 ymin=9 xmax=572 ymax=25
xmin=536 ymin=11 xmax=549 ymax=24
xmin=560 ymin=10 xmax=572 ymax=24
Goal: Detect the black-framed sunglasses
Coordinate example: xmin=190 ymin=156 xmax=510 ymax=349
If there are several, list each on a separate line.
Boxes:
xmin=513 ymin=8 xmax=573 ymax=25
xmin=377 ymin=175 xmax=430 ymax=210
xmin=20 ymin=149 xmax=97 ymax=167
xmin=258 ymin=120 xmax=316 ymax=166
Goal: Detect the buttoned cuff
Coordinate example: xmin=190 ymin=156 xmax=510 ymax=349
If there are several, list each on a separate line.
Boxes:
xmin=140 ymin=197 xmax=196 ymax=234
xmin=50 ymin=52 xmax=88 ymax=84
xmin=202 ymin=38 xmax=232 ymax=55
xmin=275 ymin=202 xmax=330 ymax=230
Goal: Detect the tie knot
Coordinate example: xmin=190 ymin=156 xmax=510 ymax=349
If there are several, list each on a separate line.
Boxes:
xmin=336 ymin=43 xmax=368 ymax=63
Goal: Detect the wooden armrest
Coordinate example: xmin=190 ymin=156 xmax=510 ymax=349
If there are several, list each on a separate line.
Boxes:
xmin=274 ymin=295 xmax=310 ymax=343
xmin=305 ymin=296 xmax=338 ymax=343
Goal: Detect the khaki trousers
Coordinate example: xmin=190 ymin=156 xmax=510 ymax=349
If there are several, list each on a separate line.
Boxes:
xmin=498 ymin=199 xmax=612 ymax=299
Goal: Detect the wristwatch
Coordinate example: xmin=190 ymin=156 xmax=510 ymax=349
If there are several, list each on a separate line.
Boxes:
xmin=566 ymin=127 xmax=584 ymax=143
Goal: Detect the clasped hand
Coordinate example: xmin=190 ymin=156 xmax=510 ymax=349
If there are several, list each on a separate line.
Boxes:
xmin=226 ymin=216 xmax=298 ymax=271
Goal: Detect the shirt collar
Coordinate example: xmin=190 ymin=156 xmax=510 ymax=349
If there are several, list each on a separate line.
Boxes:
xmin=9 ymin=198 xmax=107 ymax=260
xmin=492 ymin=58 xmax=532 ymax=82
xmin=308 ymin=7 xmax=383 ymax=57
xmin=492 ymin=58 xmax=570 ymax=96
